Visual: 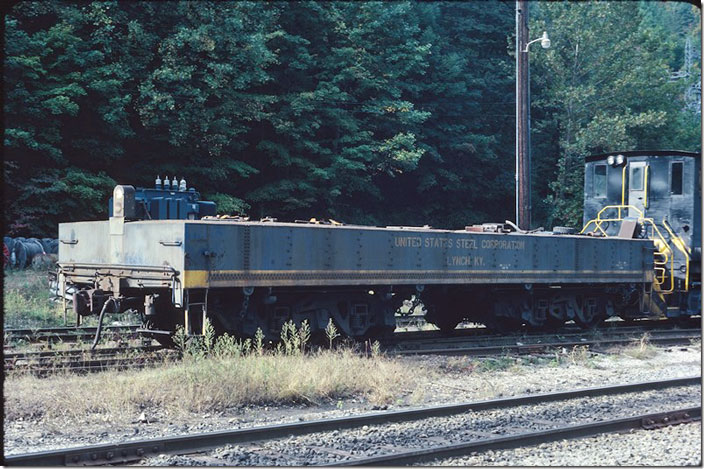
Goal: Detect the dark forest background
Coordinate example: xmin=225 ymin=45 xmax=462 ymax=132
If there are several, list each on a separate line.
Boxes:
xmin=4 ymin=1 xmax=701 ymax=237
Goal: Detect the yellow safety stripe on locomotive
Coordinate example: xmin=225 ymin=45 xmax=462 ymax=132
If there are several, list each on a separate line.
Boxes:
xmin=183 ymin=269 xmax=648 ymax=288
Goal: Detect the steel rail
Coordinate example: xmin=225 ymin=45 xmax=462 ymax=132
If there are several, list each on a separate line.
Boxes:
xmin=389 ymin=327 xmax=701 ymax=349
xmin=4 ymin=345 xmax=162 ymax=361
xmin=9 ymin=359 xmax=158 ymax=376
xmin=4 ymin=325 xmax=141 ymax=344
xmin=391 ymin=331 xmax=701 ymax=356
xmin=330 ymin=406 xmax=702 ymax=466
xmin=4 ymin=376 xmax=700 ymax=466
xmin=5 ymin=354 xmax=168 ymax=376
xmin=4 ymin=325 xmax=140 ymax=336
xmin=391 ymin=322 xmax=701 ymax=343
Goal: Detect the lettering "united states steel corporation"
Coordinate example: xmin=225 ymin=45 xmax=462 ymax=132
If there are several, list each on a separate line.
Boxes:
xmin=393 ymin=236 xmax=525 ymax=250
xmin=392 ymin=236 xmax=526 ymax=267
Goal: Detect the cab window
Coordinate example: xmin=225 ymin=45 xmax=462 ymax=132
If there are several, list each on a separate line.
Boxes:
xmin=671 ymin=162 xmax=683 ymax=195
xmin=593 ymin=164 xmax=607 ymax=198
xmin=630 ymin=165 xmax=644 ymax=191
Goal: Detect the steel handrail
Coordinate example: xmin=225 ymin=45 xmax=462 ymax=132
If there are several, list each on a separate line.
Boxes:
xmin=581 ymin=205 xmax=675 ymax=293
xmin=661 ymin=218 xmax=691 ymax=291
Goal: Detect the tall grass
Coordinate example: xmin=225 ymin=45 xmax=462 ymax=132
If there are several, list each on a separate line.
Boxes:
xmin=4 ymin=270 xmax=64 ymax=328
xmin=3 ymin=269 xmax=138 ymax=331
xmin=5 ymin=320 xmax=411 ymax=424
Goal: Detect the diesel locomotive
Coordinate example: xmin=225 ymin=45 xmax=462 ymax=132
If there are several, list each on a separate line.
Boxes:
xmin=56 ymin=151 xmax=700 ymax=344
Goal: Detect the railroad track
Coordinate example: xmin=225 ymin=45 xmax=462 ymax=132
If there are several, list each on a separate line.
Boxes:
xmin=3 ymin=345 xmax=167 ymax=376
xmin=334 ymin=407 xmax=701 ymax=466
xmin=393 ymin=316 xmax=701 ymax=339
xmin=3 ymin=317 xmax=697 ymax=346
xmin=4 ymin=325 xmax=141 ymax=344
xmin=4 ymin=323 xmax=699 ymax=375
xmin=387 ymin=327 xmax=701 ymax=356
xmin=4 ymin=376 xmax=700 ymax=466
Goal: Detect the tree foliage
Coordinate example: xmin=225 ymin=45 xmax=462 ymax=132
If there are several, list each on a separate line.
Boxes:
xmin=530 ymin=2 xmax=700 ymax=227
xmin=3 ymin=1 xmax=700 ymax=236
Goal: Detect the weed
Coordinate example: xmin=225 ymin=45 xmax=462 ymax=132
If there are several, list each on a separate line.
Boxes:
xmin=408 ymin=387 xmax=426 ymax=405
xmin=173 ymin=325 xmax=188 ymax=355
xmin=202 ymin=318 xmax=216 ymax=356
xmin=442 ymin=356 xmax=474 ymax=373
xmin=253 ymin=328 xmax=264 ymax=355
xmin=242 ymin=338 xmax=252 ymax=355
xmin=213 ymin=333 xmax=240 ymax=358
xmin=280 ymin=321 xmax=301 ymax=356
xmin=325 ymin=318 xmax=340 ymax=349
xmin=548 ymin=350 xmax=563 ymax=367
xmin=370 ymin=340 xmax=381 ymax=358
xmin=624 ymin=333 xmax=658 ymax=360
xmin=476 ymin=356 xmax=515 ymax=372
xmin=568 ymin=345 xmax=590 ymax=365
xmin=298 ymin=320 xmax=311 ymax=354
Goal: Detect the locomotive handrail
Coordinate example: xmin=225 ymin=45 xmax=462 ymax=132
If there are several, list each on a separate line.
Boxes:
xmin=661 ymin=218 xmax=691 ymax=292
xmin=581 ymin=204 xmax=676 ymax=293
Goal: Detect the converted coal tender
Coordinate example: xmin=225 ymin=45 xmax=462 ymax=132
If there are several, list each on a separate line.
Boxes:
xmin=58 ymin=150 xmax=699 ymax=344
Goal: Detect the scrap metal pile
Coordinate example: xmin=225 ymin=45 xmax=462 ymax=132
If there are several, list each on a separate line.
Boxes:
xmin=4 ymin=236 xmax=59 ymax=269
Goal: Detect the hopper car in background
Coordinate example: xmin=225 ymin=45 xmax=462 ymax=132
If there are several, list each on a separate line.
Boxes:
xmin=56 ymin=151 xmax=700 ymax=345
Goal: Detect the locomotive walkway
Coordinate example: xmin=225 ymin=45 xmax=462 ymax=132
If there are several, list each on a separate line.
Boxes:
xmin=4 ymin=376 xmax=700 ymax=466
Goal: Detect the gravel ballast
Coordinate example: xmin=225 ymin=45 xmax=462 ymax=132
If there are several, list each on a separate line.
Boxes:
xmin=4 ymin=343 xmax=701 ymax=466
xmin=428 ymin=421 xmax=702 ymax=466
xmin=137 ymin=384 xmax=701 ymax=466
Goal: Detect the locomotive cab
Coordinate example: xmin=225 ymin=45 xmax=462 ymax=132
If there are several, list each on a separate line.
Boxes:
xmin=582 ymin=150 xmax=701 ymax=317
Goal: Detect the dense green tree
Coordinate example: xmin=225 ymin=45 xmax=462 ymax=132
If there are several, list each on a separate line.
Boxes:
xmin=381 ymin=1 xmax=515 ymax=228
xmin=5 ymin=3 xmax=119 ymax=233
xmin=244 ymin=2 xmax=431 ymax=221
xmin=530 ymin=2 xmax=700 ymax=228
xmin=3 ymin=1 xmax=699 ymax=237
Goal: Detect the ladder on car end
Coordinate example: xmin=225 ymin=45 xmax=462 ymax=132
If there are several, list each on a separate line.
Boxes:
xmin=184 ymin=288 xmax=209 ymax=335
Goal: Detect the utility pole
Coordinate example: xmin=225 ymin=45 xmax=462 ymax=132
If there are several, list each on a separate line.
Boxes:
xmin=515 ymin=0 xmax=531 ymax=230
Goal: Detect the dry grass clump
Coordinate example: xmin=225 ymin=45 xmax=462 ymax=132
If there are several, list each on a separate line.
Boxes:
xmin=623 ymin=333 xmax=658 ymax=360
xmin=4 ymin=320 xmax=410 ymax=424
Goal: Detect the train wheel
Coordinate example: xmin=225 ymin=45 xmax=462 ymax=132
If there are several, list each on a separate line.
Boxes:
xmin=435 ymin=317 xmax=461 ymax=334
xmin=667 ymin=316 xmax=692 ymax=328
xmin=542 ymin=315 xmax=566 ymax=331
xmin=364 ymin=325 xmax=396 ymax=340
xmin=424 ymin=305 xmax=460 ymax=333
xmin=423 ymin=289 xmax=463 ymax=334
xmin=484 ymin=297 xmax=522 ymax=333
xmin=153 ymin=333 xmax=175 ymax=348
xmin=618 ymin=314 xmax=639 ymax=324
xmin=483 ymin=316 xmax=522 ymax=334
xmin=574 ymin=296 xmax=605 ymax=329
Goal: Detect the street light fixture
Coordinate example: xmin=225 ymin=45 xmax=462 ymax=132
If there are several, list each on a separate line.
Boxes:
xmin=523 ymin=31 xmax=551 ymax=52
xmin=516 ymin=0 xmax=550 ymax=231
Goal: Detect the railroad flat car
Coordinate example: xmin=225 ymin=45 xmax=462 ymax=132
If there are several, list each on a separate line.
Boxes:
xmin=56 ymin=150 xmax=699 ymax=343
